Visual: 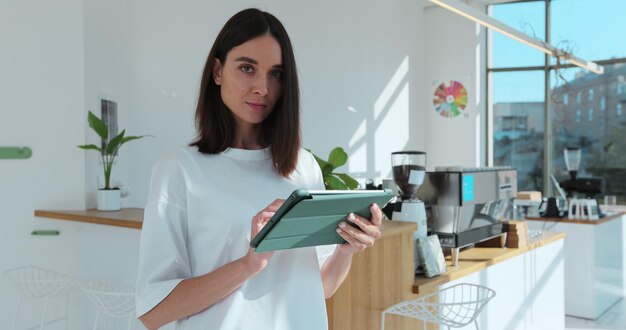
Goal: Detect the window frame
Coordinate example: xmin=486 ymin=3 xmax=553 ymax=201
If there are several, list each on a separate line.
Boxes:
xmin=487 ymin=0 xmax=626 ymax=195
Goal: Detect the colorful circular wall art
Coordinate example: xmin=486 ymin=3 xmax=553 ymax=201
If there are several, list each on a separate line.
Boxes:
xmin=433 ymin=80 xmax=468 ymax=118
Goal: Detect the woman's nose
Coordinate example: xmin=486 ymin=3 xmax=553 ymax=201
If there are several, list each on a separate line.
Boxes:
xmin=253 ymin=75 xmax=269 ymax=96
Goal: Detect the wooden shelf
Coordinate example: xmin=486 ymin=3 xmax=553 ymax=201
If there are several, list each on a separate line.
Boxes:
xmin=34 ymin=208 xmax=144 ymax=229
xmin=33 ymin=209 xmax=416 ymax=236
xmin=526 ymin=211 xmax=624 ymax=225
xmin=412 ymin=231 xmax=565 ymax=295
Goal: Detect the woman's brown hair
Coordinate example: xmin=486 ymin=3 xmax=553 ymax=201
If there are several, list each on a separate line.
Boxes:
xmin=190 ymin=8 xmax=300 ymax=177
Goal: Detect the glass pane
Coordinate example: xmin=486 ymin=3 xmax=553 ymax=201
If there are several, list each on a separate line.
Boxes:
xmin=550 ymin=63 xmax=626 ymax=202
xmin=551 ymin=0 xmax=626 ymax=62
xmin=492 ymin=71 xmax=545 ymax=191
xmin=490 ymin=1 xmax=545 ymax=68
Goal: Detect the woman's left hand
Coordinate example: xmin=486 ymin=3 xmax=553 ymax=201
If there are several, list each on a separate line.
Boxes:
xmin=335 ymin=203 xmax=383 ymax=255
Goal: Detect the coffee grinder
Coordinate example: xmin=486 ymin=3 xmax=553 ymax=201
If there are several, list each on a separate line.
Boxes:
xmin=559 ymin=147 xmax=602 ymax=219
xmin=391 ymin=151 xmax=427 ymax=274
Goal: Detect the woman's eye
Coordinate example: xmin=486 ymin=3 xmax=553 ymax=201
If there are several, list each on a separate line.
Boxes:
xmin=240 ymin=65 xmax=254 ymax=73
xmin=270 ymin=70 xmax=283 ymax=79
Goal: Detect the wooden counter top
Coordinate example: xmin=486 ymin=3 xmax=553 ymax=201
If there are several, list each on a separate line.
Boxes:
xmin=380 ymin=219 xmax=417 ymax=239
xmin=34 ymin=209 xmax=415 ymax=237
xmin=34 ymin=208 xmax=144 ymax=229
xmin=412 ymin=231 xmax=565 ymax=294
xmin=526 ymin=211 xmax=624 ymax=225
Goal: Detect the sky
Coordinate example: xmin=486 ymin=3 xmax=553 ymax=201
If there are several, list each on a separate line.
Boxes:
xmin=489 ymin=0 xmax=626 ymax=104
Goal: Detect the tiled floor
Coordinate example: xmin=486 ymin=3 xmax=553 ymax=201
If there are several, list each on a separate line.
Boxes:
xmin=566 ymin=299 xmax=626 ymax=329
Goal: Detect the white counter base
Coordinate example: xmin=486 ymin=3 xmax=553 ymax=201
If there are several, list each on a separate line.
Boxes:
xmin=527 ymin=214 xmax=625 ymax=320
xmin=441 ymin=237 xmax=565 ymax=329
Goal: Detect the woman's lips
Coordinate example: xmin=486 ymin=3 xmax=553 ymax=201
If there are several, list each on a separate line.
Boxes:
xmin=246 ymin=102 xmax=266 ymax=112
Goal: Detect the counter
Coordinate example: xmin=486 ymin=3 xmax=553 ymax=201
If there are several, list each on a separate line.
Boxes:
xmin=413 ymin=231 xmax=565 ymax=294
xmin=35 ymin=209 xmax=566 ymax=329
xmin=526 ymin=211 xmax=626 ymax=319
xmin=34 ymin=209 xmax=421 ymax=329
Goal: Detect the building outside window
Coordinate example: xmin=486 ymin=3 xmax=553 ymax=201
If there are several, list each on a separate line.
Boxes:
xmin=600 ymin=97 xmax=606 ymax=111
xmin=489 ymin=0 xmax=626 ymax=202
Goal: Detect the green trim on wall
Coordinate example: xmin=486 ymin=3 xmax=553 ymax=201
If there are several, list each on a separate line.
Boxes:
xmin=0 ymin=147 xmax=32 ymax=159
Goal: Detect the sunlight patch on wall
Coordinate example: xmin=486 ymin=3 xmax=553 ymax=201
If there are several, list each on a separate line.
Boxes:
xmin=349 ymin=142 xmax=368 ymax=174
xmin=349 ymin=119 xmax=367 ymax=148
xmin=346 ymin=56 xmax=411 ymax=180
xmin=376 ymin=81 xmax=410 ymax=179
xmin=374 ymin=56 xmax=409 ymax=120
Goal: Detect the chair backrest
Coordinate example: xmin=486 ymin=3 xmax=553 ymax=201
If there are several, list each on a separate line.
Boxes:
xmin=422 ymin=283 xmax=496 ymax=327
xmin=80 ymin=280 xmax=135 ymax=318
xmin=2 ymin=266 xmax=81 ymax=298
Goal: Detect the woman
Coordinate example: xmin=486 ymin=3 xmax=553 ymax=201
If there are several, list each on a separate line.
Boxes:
xmin=136 ymin=8 xmax=382 ymax=330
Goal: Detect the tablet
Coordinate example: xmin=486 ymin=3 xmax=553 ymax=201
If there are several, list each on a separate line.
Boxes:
xmin=250 ymin=189 xmax=394 ymax=253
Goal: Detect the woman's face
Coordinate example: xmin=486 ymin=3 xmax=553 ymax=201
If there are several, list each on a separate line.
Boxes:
xmin=213 ymin=34 xmax=283 ymax=128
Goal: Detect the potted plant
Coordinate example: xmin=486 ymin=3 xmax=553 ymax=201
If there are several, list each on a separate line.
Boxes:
xmin=309 ymin=147 xmax=359 ymax=190
xmin=78 ymin=111 xmax=150 ymax=211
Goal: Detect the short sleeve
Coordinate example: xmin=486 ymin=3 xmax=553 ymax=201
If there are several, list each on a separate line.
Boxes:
xmin=135 ymin=155 xmax=191 ymax=317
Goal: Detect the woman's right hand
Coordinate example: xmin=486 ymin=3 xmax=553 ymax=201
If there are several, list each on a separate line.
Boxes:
xmin=243 ymin=199 xmax=284 ymax=274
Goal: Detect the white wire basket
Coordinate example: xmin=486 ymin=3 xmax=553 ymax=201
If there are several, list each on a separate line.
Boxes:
xmin=80 ymin=280 xmax=135 ymax=318
xmin=381 ymin=283 xmax=496 ymax=330
xmin=2 ymin=266 xmax=81 ymax=298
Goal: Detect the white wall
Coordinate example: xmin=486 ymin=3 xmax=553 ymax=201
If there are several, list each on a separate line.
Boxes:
xmin=0 ymin=0 xmax=85 ymax=327
xmin=424 ymin=2 xmax=488 ymax=169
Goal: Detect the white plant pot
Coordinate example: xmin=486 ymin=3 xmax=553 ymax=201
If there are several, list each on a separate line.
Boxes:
xmin=97 ymin=189 xmax=121 ymax=211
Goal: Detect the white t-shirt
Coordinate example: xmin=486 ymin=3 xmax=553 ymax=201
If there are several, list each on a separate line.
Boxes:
xmin=136 ymin=146 xmax=335 ymax=330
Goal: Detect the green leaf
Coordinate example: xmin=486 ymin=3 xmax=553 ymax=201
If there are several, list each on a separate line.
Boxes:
xmin=77 ymin=144 xmax=101 ymax=152
xmin=328 ymin=147 xmax=348 ymax=168
xmin=106 ymin=130 xmax=125 ymax=155
xmin=120 ymin=135 xmax=150 ymax=145
xmin=87 ymin=111 xmax=108 ymax=140
xmin=310 ymin=151 xmax=330 ymax=170
xmin=321 ymin=163 xmax=334 ymax=176
xmin=325 ymin=174 xmax=347 ymax=190
xmin=336 ymin=173 xmax=359 ymax=190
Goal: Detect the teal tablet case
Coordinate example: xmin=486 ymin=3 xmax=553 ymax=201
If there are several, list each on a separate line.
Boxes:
xmin=250 ymin=189 xmax=394 ymax=253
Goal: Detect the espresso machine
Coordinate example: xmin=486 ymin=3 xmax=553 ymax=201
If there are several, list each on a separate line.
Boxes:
xmin=390 ymin=151 xmax=428 ymax=274
xmin=417 ymin=166 xmax=517 ymax=266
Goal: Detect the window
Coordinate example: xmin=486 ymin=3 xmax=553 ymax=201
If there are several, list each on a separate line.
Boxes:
xmin=490 ymin=1 xmax=545 ymax=68
xmin=100 ymin=98 xmax=118 ymax=148
xmin=600 ymin=97 xmax=606 ymax=111
xmin=491 ymin=71 xmax=545 ymax=191
xmin=489 ymin=0 xmax=626 ymax=202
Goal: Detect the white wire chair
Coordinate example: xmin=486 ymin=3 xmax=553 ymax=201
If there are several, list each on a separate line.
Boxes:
xmin=381 ymin=283 xmax=496 ymax=330
xmin=2 ymin=265 xmax=81 ymax=330
xmin=80 ymin=280 xmax=136 ymax=330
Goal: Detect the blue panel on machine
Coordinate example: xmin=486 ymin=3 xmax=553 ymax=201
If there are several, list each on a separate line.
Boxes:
xmin=462 ymin=174 xmax=475 ymax=203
